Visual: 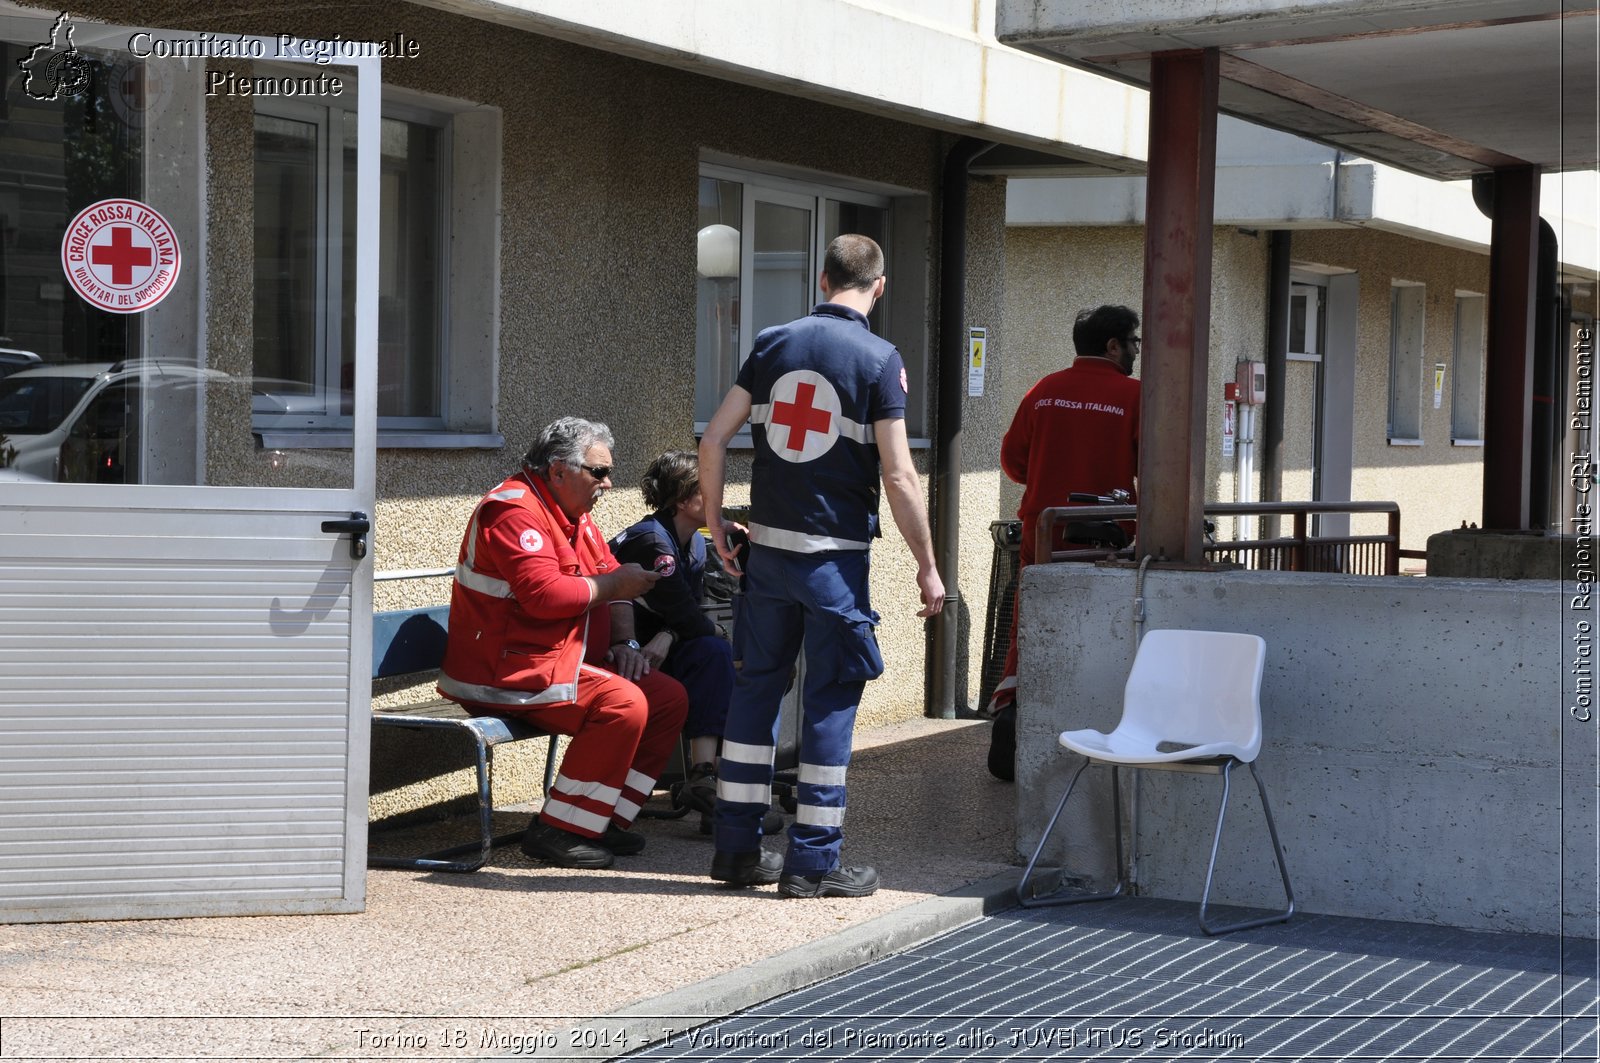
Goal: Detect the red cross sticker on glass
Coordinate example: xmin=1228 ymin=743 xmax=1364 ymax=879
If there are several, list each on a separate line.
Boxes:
xmin=60 ymin=198 xmax=182 ymax=315
xmin=764 ymin=370 xmax=843 ymax=463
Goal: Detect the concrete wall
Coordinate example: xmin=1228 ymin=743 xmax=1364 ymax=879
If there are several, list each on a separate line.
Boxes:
xmin=1015 ymin=564 xmax=1594 ymax=936
xmin=998 ymin=225 xmax=1268 ymax=522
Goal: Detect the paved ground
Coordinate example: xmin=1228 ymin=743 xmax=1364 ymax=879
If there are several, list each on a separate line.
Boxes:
xmin=4 ymin=716 xmax=1595 ymax=1063
xmin=0 ymin=718 xmax=1016 ymax=1062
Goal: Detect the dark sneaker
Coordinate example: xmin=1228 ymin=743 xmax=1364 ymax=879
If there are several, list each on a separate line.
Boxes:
xmin=710 ymin=848 xmax=783 ymax=887
xmin=520 ymin=821 xmax=614 ymax=869
xmin=987 ymin=705 xmax=1016 ymax=782
xmin=779 ymin=865 xmax=879 ymax=899
xmin=683 ymin=762 xmax=718 ymax=815
xmin=761 ymin=808 xmax=786 ymax=834
xmin=603 ymin=825 xmax=646 ymax=856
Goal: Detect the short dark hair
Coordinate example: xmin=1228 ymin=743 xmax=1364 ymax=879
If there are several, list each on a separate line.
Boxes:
xmin=1072 ymin=304 xmax=1139 ymax=358
xmin=822 ymin=234 xmax=884 ymax=293
xmin=641 ymin=450 xmax=699 ymax=514
xmin=523 ymin=416 xmax=615 ymax=474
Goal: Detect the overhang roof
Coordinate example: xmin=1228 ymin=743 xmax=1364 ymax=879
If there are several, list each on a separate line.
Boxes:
xmin=413 ymin=0 xmax=1148 ymax=175
xmin=996 ymin=0 xmax=1598 ymax=180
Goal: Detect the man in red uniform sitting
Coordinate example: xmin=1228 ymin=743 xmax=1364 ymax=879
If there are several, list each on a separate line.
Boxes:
xmin=439 ymin=417 xmax=689 ymax=868
xmin=987 ymin=305 xmax=1142 ymax=780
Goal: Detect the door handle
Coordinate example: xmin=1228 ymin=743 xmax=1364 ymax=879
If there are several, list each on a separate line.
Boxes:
xmin=321 ymin=512 xmax=370 ymax=560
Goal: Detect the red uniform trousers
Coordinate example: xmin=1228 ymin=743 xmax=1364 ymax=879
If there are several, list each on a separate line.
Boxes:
xmin=471 ymin=664 xmax=687 ymax=839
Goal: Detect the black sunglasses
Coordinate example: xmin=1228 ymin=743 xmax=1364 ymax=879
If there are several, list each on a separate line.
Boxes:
xmin=577 ymin=463 xmax=613 ymax=481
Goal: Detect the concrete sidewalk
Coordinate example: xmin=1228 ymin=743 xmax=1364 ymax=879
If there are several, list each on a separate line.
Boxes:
xmin=0 ymin=718 xmax=1016 ymax=1061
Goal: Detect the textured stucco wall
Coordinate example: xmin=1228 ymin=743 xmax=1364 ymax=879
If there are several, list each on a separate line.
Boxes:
xmin=997 ymin=225 xmax=1268 ymax=518
xmin=999 ymin=220 xmax=1593 ymax=554
xmin=67 ymin=1 xmax=962 ymax=738
xmin=952 ymin=175 xmax=1011 ymax=710
xmin=1292 ymin=228 xmax=1492 ymax=551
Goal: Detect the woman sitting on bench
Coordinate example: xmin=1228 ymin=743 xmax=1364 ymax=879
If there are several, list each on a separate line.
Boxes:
xmin=609 ymin=451 xmax=737 ymax=816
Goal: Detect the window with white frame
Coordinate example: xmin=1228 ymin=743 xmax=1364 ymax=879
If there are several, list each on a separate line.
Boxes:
xmin=252 ymin=90 xmax=501 ymax=446
xmin=1388 ymin=282 xmax=1425 ymax=444
xmin=696 ymin=162 xmax=927 ymax=437
xmin=1451 ymin=293 xmax=1485 ymax=444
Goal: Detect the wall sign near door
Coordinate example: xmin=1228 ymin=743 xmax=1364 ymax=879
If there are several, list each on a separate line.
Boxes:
xmin=60 ymin=198 xmax=182 ymax=314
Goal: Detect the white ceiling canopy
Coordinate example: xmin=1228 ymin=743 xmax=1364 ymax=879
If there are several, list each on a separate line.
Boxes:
xmin=997 ymin=0 xmax=1598 ymax=180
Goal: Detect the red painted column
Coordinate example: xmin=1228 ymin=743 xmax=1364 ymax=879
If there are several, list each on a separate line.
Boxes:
xmin=1137 ymin=49 xmax=1219 ymax=564
xmin=1482 ymin=166 xmax=1540 ymax=530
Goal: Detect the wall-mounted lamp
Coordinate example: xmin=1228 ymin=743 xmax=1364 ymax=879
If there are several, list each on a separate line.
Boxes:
xmin=696 ymin=223 xmax=740 ymax=279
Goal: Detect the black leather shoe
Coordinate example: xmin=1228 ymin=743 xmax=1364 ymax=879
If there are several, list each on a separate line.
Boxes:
xmin=779 ymin=864 xmax=879 ymax=899
xmin=520 ymin=821 xmax=614 ymax=869
xmin=603 ymin=825 xmax=645 ymax=856
xmin=682 ymin=762 xmax=718 ymax=815
xmin=987 ymin=705 xmax=1016 ymax=782
xmin=710 ymin=848 xmax=782 ymax=887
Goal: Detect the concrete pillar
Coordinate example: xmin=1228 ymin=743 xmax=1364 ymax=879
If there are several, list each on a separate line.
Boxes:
xmin=1137 ymin=49 xmax=1219 ymax=564
xmin=1482 ymin=165 xmax=1540 ymax=530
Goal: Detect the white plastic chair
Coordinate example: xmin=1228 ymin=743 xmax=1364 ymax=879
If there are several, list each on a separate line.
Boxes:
xmin=1016 ymin=629 xmax=1294 ymax=935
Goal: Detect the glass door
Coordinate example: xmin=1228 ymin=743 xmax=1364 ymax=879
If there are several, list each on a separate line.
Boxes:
xmin=0 ymin=12 xmax=380 ymax=923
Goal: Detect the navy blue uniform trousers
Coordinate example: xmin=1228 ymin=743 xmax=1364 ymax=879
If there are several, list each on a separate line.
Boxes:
xmin=714 ymin=544 xmax=884 ymax=873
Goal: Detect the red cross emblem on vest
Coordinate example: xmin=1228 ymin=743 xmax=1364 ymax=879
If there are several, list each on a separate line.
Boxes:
xmin=763 ymin=370 xmax=842 ymax=463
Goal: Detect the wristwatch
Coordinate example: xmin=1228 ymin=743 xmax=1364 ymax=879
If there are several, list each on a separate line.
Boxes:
xmin=613 ymin=639 xmax=641 ymax=652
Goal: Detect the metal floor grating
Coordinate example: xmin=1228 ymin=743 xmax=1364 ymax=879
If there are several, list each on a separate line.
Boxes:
xmin=621 ymin=899 xmax=1599 ymax=1061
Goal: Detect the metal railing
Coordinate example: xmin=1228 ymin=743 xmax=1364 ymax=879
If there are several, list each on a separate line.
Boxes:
xmin=1035 ymin=500 xmax=1403 ymax=576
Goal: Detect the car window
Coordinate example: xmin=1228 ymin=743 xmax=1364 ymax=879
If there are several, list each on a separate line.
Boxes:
xmin=0 ymin=377 xmax=96 ymax=435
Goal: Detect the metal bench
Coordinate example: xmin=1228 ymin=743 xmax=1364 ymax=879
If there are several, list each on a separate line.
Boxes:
xmin=368 ymin=606 xmax=558 ymax=873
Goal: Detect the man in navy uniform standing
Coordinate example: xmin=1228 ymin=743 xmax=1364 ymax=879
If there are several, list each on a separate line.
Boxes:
xmin=698 ymin=234 xmax=945 ymax=898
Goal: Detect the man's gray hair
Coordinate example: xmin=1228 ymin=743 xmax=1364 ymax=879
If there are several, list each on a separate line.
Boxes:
xmin=523 ymin=417 xmax=615 ymax=474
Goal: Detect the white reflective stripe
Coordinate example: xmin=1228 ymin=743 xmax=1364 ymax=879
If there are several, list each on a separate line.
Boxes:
xmin=487 ymin=488 xmax=525 ymax=501
xmin=437 ymin=673 xmax=577 ymax=706
xmin=721 ymin=739 xmax=776 ymax=766
xmin=747 ymin=521 xmax=870 ymax=553
xmin=454 ymin=561 xmax=513 ymax=599
xmin=833 ymin=414 xmax=874 ymax=444
xmin=551 ymin=773 xmax=622 ymax=806
xmin=718 ymin=780 xmax=773 ymax=804
xmin=464 ymin=512 xmax=483 ymax=570
xmin=798 ymin=762 xmax=848 ymax=787
xmin=541 ymin=797 xmax=611 ymax=835
xmin=613 ymin=797 xmax=642 ymax=821
xmin=795 ymin=803 xmax=846 ymax=827
xmin=624 ymin=769 xmax=654 ymax=795
xmin=749 ymin=402 xmax=771 ymax=423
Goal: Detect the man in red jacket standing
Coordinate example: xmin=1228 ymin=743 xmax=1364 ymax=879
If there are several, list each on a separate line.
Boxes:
xmin=987 ymin=305 xmax=1141 ymax=780
xmin=439 ymin=417 xmax=688 ymax=868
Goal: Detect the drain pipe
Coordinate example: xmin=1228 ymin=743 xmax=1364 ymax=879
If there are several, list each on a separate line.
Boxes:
xmin=1261 ymin=231 xmax=1291 ymax=539
xmin=928 ymin=136 xmax=995 ymax=719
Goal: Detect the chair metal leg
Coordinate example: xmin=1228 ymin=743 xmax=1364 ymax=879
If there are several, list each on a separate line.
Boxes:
xmin=1196 ymin=758 xmax=1296 ymax=935
xmin=369 ymin=728 xmax=497 ymax=873
xmin=1017 ymin=760 xmax=1128 ymax=907
xmin=541 ymin=734 xmax=559 ymax=800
